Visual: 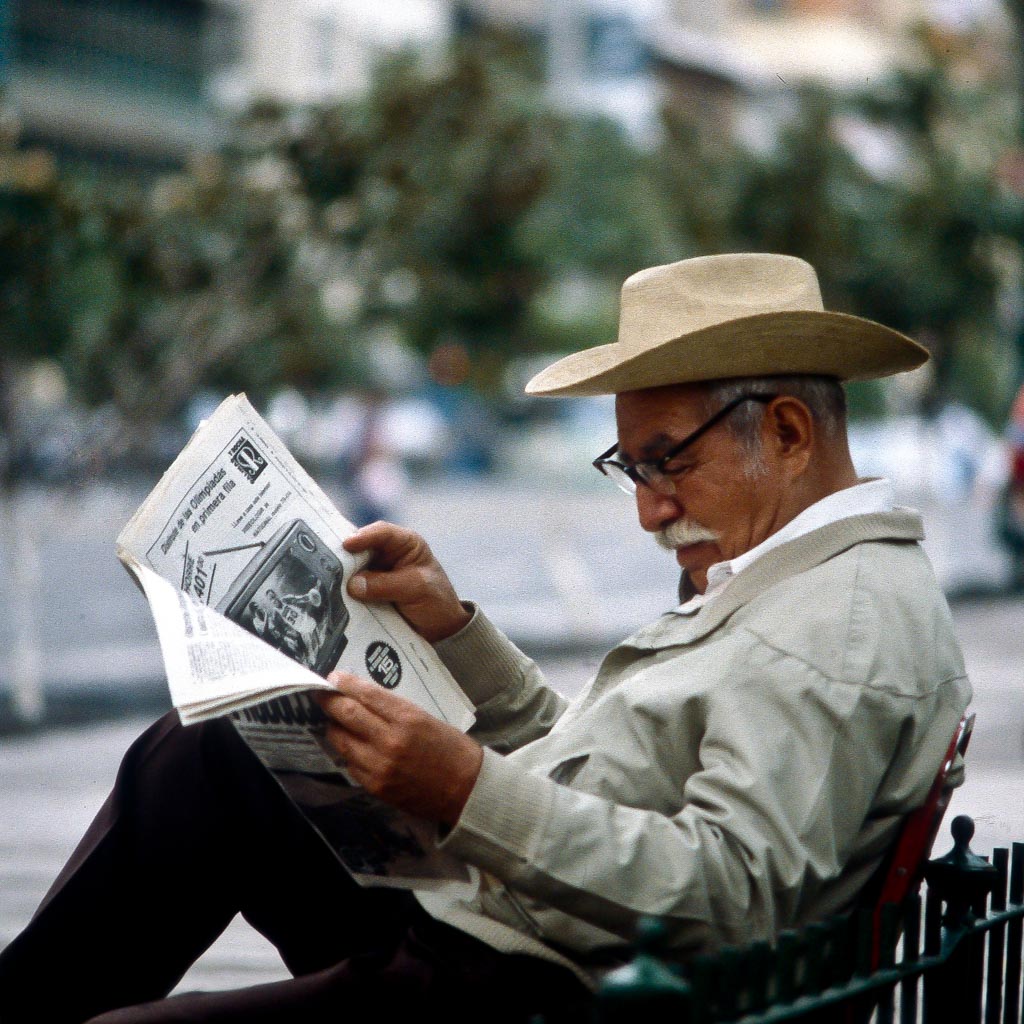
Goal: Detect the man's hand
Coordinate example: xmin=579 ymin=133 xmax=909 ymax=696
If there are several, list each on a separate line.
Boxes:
xmin=343 ymin=522 xmax=472 ymax=643
xmin=316 ymin=671 xmax=484 ymax=826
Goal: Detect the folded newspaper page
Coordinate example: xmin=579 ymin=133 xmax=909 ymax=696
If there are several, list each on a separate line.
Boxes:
xmin=117 ymin=394 xmax=477 ymax=892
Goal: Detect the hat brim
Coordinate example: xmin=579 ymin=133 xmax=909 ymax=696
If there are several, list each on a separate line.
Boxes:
xmin=525 ymin=310 xmax=929 ymax=397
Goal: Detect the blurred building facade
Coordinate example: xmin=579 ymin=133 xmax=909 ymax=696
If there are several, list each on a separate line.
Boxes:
xmin=455 ymin=0 xmax=665 ymax=143
xmin=0 ymin=0 xmax=948 ymax=164
xmin=649 ymin=0 xmax=1008 ymax=143
xmin=650 ymin=0 xmax=911 ymax=145
xmin=0 ymin=0 xmax=455 ymax=165
xmin=451 ymin=0 xmax=1003 ymax=146
xmin=207 ymin=0 xmax=450 ymax=108
xmin=0 ymin=0 xmax=218 ymax=165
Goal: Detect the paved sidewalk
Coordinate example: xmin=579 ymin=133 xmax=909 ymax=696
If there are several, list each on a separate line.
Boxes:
xmin=945 ymin=599 xmax=1024 ymax=855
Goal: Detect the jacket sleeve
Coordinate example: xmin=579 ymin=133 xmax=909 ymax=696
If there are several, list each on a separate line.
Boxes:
xmin=436 ymin=635 xmax=970 ymax=952
xmin=432 ymin=604 xmax=567 ymax=754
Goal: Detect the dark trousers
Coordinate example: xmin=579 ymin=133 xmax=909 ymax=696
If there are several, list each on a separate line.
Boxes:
xmin=0 ymin=713 xmax=591 ymax=1024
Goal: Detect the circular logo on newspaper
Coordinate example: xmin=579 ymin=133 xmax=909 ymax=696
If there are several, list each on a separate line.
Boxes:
xmin=365 ymin=641 xmax=402 ymax=689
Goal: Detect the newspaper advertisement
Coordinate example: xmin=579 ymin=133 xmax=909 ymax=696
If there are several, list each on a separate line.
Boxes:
xmin=117 ymin=394 xmax=477 ymax=892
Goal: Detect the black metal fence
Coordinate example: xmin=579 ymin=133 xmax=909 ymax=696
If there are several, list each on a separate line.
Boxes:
xmin=593 ymin=816 xmax=1024 ymax=1024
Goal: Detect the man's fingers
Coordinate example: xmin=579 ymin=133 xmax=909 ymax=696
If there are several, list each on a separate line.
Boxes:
xmin=317 ymin=691 xmax=389 ymax=740
xmin=323 ymin=671 xmax=408 ymax=721
xmin=340 ymin=524 xmax=469 ymax=644
xmin=343 ymin=522 xmax=424 ymax=564
xmin=347 ymin=564 xmax=435 ymax=604
xmin=314 ymin=670 xmax=484 ymax=824
xmin=342 ymin=524 xmax=434 ymax=599
xmin=341 ymin=521 xmax=393 ymax=552
xmin=322 ymin=721 xmax=378 ymax=780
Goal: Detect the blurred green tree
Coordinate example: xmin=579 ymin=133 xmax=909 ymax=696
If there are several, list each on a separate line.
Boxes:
xmin=4 ymin=40 xmax=664 ymax=462
xmin=0 ymin=135 xmax=68 ymax=481
xmin=53 ymin=139 xmax=348 ymax=464
xmin=5 ymin=21 xmax=1023 ymax=477
xmin=266 ymin=42 xmax=667 ymax=388
xmin=289 ymin=45 xmax=571 ymax=385
xmin=514 ymin=116 xmax=676 ymax=354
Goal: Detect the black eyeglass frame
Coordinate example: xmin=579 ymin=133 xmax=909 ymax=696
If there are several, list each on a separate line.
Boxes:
xmin=592 ymin=392 xmax=778 ymax=494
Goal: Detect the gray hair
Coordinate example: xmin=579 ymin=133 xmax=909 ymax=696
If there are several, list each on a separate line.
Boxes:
xmin=701 ymin=375 xmax=847 ymax=476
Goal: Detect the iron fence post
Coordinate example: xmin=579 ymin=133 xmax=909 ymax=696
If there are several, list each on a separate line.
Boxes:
xmin=922 ymin=816 xmax=998 ymax=1024
xmin=593 ymin=917 xmax=691 ymax=1023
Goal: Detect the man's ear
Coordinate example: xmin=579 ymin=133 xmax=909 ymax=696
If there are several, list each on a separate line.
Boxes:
xmin=762 ymin=397 xmax=814 ymax=473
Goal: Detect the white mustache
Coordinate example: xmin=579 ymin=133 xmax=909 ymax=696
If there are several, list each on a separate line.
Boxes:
xmin=655 ymin=518 xmax=719 ymax=551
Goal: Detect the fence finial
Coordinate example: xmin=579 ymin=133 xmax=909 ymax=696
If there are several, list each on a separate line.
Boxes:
xmin=925 ymin=814 xmax=998 ymax=927
xmin=594 ymin=917 xmax=691 ymax=1023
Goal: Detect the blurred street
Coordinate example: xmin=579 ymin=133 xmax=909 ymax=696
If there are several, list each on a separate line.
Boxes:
xmin=0 ymin=475 xmax=1012 ymax=722
xmin=0 ymin=478 xmax=1020 ymax=993
xmin=0 ymin=478 xmax=688 ymax=726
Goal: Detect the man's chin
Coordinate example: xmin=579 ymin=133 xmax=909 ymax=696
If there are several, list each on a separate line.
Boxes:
xmin=673 ymin=541 xmax=717 ymax=571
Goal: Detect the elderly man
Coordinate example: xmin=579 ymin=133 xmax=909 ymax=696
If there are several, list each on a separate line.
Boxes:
xmin=0 ymin=254 xmax=971 ymax=1024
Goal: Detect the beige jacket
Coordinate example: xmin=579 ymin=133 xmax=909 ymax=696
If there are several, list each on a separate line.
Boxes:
xmin=417 ymin=510 xmax=972 ymax=985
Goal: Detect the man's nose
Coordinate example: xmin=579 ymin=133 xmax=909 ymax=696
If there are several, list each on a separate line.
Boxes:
xmin=634 ymin=482 xmax=682 ymax=533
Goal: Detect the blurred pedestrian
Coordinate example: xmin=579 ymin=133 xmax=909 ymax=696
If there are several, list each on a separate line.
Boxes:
xmin=346 ymin=390 xmax=408 ymax=526
xmin=997 ymin=383 xmax=1024 ymax=588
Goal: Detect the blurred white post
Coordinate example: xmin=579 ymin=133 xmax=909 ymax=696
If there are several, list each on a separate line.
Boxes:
xmin=542 ymin=522 xmax=601 ymax=642
xmin=547 ymin=0 xmax=585 ymax=109
xmin=5 ymin=488 xmax=44 ymax=724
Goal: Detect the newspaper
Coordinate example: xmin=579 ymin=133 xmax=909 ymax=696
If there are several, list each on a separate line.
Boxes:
xmin=116 ymin=394 xmax=477 ymax=892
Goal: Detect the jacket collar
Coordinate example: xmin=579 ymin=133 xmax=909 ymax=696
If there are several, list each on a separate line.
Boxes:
xmin=623 ymin=508 xmax=925 ymax=650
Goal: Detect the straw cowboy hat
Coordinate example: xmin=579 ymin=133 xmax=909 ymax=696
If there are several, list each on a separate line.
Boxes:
xmin=525 ymin=253 xmax=928 ymax=397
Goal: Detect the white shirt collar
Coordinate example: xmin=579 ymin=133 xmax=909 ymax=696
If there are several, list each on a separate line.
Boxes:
xmin=674 ymin=478 xmax=897 ymax=616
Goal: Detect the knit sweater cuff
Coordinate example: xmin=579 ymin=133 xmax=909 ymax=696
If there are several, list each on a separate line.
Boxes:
xmin=439 ymin=747 xmax=554 ymax=875
xmin=432 ymin=605 xmax=530 ymax=709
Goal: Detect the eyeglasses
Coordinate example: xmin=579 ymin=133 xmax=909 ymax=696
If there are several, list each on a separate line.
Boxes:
xmin=592 ymin=393 xmax=777 ymax=496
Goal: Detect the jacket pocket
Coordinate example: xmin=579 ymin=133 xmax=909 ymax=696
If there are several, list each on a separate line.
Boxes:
xmin=548 ymin=753 xmax=590 ymax=787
